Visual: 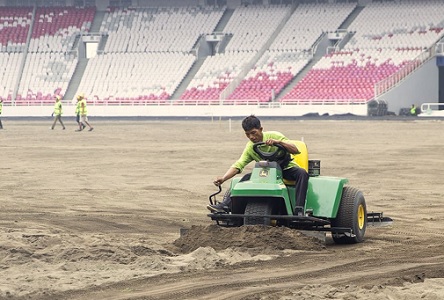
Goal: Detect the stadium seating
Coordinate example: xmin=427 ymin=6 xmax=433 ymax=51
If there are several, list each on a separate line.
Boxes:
xmin=282 ymin=0 xmax=444 ymax=103
xmin=0 ymin=7 xmax=32 ymax=52
xmin=180 ymin=51 xmax=256 ymax=103
xmin=16 ymin=52 xmax=78 ymax=103
xmin=74 ymin=6 xmax=224 ymax=102
xmin=181 ymin=5 xmax=289 ymax=103
xmin=226 ymin=2 xmax=356 ymax=103
xmin=28 ymin=7 xmax=95 ymax=53
xmin=100 ymin=6 xmax=225 ymax=53
xmin=13 ymin=7 xmax=95 ymax=101
xmin=0 ymin=8 xmax=33 ymax=102
xmin=77 ymin=52 xmax=195 ymax=102
xmin=269 ymin=2 xmax=357 ymax=51
xmin=2 ymin=1 xmax=444 ymax=106
xmin=227 ymin=51 xmax=310 ymax=103
xmin=347 ymin=0 xmax=444 ymax=50
xmin=223 ymin=5 xmax=290 ymax=52
xmin=0 ymin=52 xmax=22 ymax=103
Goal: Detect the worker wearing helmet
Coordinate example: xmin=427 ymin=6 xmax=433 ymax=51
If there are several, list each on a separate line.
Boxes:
xmin=75 ymin=94 xmax=86 ymax=131
xmin=76 ymin=93 xmax=94 ymax=132
xmin=51 ymin=95 xmax=65 ymax=130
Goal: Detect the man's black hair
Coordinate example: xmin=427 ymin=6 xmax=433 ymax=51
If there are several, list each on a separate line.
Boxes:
xmin=242 ymin=115 xmax=261 ymax=131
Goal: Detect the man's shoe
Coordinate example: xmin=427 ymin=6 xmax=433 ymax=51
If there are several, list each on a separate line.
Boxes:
xmin=206 ymin=202 xmax=228 ymax=213
xmin=88 ymin=127 xmax=94 ymax=132
xmin=82 ymin=124 xmax=86 ymax=129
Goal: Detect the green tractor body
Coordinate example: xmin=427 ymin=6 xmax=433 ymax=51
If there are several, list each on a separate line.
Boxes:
xmin=209 ymin=141 xmax=392 ymax=244
xmin=230 ymin=172 xmax=348 ymax=218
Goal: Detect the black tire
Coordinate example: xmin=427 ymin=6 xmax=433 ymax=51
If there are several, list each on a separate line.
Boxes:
xmin=244 ymin=200 xmax=273 ymax=225
xmin=223 ymin=189 xmax=242 ymax=226
xmin=331 ymin=186 xmax=367 ymax=244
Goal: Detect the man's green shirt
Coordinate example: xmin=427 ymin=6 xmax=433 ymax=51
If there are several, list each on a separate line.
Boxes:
xmin=231 ymin=131 xmax=298 ymax=172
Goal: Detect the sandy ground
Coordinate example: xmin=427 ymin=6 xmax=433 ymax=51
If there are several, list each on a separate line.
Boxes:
xmin=1 ymin=117 xmax=444 ymax=300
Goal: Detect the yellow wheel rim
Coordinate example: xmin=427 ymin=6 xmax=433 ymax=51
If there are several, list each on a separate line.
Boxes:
xmin=357 ymin=204 xmax=365 ymax=229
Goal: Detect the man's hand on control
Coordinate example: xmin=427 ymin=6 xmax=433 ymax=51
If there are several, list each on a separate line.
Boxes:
xmin=265 ymin=139 xmax=279 ymax=146
xmin=213 ymin=177 xmax=224 ymax=186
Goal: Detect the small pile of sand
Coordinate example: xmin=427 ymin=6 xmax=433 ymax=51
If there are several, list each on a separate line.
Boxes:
xmin=173 ymin=224 xmax=325 ymax=254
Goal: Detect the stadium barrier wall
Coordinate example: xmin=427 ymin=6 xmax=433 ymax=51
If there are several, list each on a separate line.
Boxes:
xmin=3 ymin=103 xmax=368 ymax=118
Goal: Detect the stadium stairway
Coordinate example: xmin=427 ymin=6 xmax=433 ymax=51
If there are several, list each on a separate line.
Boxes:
xmin=63 ymin=10 xmax=106 ymax=101
xmin=211 ymin=8 xmax=234 ymax=54
xmin=171 ymin=57 xmax=206 ymax=100
xmin=71 ymin=35 xmax=81 ymax=51
xmin=213 ymin=8 xmax=234 ymax=32
xmin=64 ymin=58 xmax=88 ymax=101
xmin=333 ymin=5 xmax=364 ymax=49
xmin=90 ymin=10 xmax=105 ymax=32
xmin=339 ymin=4 xmax=364 ymax=30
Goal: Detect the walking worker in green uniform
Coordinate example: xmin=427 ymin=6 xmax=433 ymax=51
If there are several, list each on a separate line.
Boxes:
xmin=0 ymin=98 xmax=3 ymax=129
xmin=77 ymin=93 xmax=93 ymax=132
xmin=51 ymin=95 xmax=65 ymax=130
xmin=75 ymin=94 xmax=85 ymax=131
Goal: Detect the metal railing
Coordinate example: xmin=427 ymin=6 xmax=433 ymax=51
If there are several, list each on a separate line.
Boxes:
xmin=3 ymin=98 xmax=368 ymax=107
xmin=374 ymin=47 xmax=435 ymax=99
xmin=420 ymin=102 xmax=444 ymax=113
xmin=280 ymin=99 xmax=367 ymax=105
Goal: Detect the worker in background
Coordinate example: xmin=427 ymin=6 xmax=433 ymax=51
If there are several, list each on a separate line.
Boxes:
xmin=75 ymin=94 xmax=85 ymax=131
xmin=77 ymin=93 xmax=94 ymax=132
xmin=410 ymin=104 xmax=418 ymax=116
xmin=51 ymin=95 xmax=65 ymax=130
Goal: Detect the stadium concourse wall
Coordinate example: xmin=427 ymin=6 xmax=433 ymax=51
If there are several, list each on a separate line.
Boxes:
xmin=375 ymin=58 xmax=439 ymax=114
xmin=4 ymin=103 xmax=368 ymax=118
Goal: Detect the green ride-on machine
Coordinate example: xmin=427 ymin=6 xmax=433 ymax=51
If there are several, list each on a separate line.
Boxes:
xmin=208 ymin=141 xmax=392 ymax=244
